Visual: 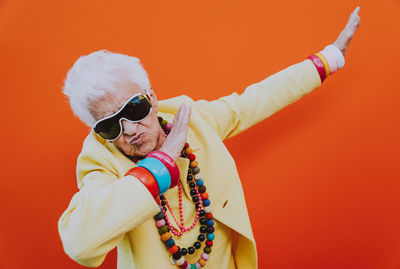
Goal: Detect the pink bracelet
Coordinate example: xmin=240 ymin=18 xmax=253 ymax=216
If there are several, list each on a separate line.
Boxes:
xmin=307 ymin=54 xmax=326 ymax=83
xmin=320 ymin=49 xmax=338 ymax=74
xmin=147 ymin=151 xmax=180 ymax=188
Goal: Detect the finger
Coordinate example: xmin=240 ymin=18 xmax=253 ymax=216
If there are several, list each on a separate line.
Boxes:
xmin=349 ymin=6 xmax=359 ymax=18
xmin=179 ymin=106 xmax=191 ymax=137
xmin=171 ymin=104 xmax=187 ymax=131
xmin=345 ymin=9 xmax=360 ymax=31
xmin=173 ymin=104 xmax=185 ymax=125
xmin=353 ymin=6 xmax=360 ymax=16
xmin=181 ymin=105 xmax=191 ymax=128
xmin=171 ymin=105 xmax=190 ymax=136
xmin=174 ymin=106 xmax=189 ymax=132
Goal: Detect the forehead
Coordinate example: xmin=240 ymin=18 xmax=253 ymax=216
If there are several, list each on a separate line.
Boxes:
xmin=90 ymin=83 xmax=143 ymax=121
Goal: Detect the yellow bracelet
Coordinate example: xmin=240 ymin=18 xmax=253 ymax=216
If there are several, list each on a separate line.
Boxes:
xmin=315 ymin=52 xmax=330 ymax=77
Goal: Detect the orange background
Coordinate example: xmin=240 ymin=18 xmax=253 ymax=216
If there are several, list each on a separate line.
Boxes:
xmin=1 ymin=0 xmax=399 ymax=268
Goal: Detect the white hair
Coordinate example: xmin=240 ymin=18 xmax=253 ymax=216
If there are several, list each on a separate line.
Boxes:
xmin=62 ymin=49 xmax=151 ymax=127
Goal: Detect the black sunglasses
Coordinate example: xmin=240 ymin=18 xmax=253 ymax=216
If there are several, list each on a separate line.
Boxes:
xmin=93 ymin=93 xmax=153 ymax=141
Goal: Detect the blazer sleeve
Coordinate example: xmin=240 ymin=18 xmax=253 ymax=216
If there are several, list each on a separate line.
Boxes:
xmin=194 ymin=59 xmax=322 ymax=140
xmin=57 ymin=145 xmax=160 ymax=267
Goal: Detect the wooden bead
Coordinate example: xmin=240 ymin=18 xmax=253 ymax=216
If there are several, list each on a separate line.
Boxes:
xmin=161 ymin=232 xmax=171 ymax=241
xmin=156 ymin=219 xmax=166 ymax=227
xmin=204 ymin=206 xmax=211 ymax=213
xmin=173 ymin=250 xmax=182 ymax=260
xmin=198 ymin=234 xmax=205 ymax=241
xmin=206 ymin=233 xmax=214 ymax=241
xmin=206 ymin=213 xmax=213 ymax=220
xmin=204 ymin=247 xmax=212 ymax=254
xmin=179 ymin=261 xmax=188 ymax=268
xmin=169 ymin=244 xmax=179 ymax=253
xmin=206 ymin=240 xmax=213 ymax=247
xmin=158 ymin=225 xmax=169 ymax=235
xmin=188 ymin=154 xmax=196 ymax=161
xmin=206 ymin=226 xmax=214 ymax=233
xmin=175 ymin=256 xmax=185 ymax=265
xmin=201 ymin=253 xmax=209 ymax=261
xmin=153 ymin=211 xmax=164 ymax=221
xmin=200 ymin=192 xmax=209 ymax=200
xmin=198 ymin=258 xmax=206 ymax=266
xmin=194 ymin=241 xmax=201 ymax=249
xmin=165 ymin=238 xmax=175 ymax=248
xmin=190 ymin=160 xmax=198 ymax=167
xmin=198 ymin=186 xmax=206 ymax=193
xmin=203 ymin=199 xmax=210 ymax=207
xmin=192 ymin=167 xmax=200 ymax=175
xmin=185 ymin=148 xmax=193 ymax=155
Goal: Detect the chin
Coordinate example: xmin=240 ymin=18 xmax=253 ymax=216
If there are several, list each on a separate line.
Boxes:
xmin=125 ymin=141 xmax=156 ymax=157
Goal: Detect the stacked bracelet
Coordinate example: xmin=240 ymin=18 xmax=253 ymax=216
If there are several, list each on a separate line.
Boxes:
xmin=137 ymin=157 xmax=171 ymax=194
xmin=125 ymin=166 xmax=160 ymax=198
xmin=307 ymin=44 xmax=345 ymax=83
xmin=307 ymin=54 xmax=326 ymax=83
xmin=315 ymin=52 xmax=330 ymax=77
xmin=324 ymin=44 xmax=345 ymax=69
xmin=319 ymin=49 xmax=338 ymax=74
xmin=147 ymin=151 xmax=180 ymax=188
xmin=125 ymin=151 xmax=179 ymax=198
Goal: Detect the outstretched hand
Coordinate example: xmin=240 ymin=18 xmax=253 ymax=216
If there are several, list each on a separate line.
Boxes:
xmin=333 ymin=6 xmax=361 ymax=57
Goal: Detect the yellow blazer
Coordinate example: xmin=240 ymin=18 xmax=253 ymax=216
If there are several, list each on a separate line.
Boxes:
xmin=58 ymin=59 xmax=321 ymax=268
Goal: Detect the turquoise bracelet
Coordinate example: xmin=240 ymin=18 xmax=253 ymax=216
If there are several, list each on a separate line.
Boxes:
xmin=137 ymin=157 xmax=171 ymax=194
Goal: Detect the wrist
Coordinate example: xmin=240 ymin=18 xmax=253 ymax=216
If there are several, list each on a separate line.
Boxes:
xmin=158 ymin=146 xmax=180 ymax=163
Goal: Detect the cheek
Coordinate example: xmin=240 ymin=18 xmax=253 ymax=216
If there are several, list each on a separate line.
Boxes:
xmin=143 ymin=127 xmax=161 ymax=143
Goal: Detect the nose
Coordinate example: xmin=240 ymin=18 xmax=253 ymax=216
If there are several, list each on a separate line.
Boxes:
xmin=121 ymin=119 xmax=138 ymax=137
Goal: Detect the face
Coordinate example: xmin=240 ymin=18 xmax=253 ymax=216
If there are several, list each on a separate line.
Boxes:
xmin=89 ymin=84 xmax=165 ymax=157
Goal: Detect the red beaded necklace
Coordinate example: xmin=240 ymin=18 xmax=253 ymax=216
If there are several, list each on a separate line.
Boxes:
xmin=161 ymin=179 xmax=202 ymax=236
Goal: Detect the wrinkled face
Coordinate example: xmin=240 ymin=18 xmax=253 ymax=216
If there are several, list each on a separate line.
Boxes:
xmin=89 ymin=84 xmax=165 ymax=157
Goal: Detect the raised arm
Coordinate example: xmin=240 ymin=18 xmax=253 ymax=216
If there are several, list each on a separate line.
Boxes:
xmin=195 ymin=6 xmax=360 ymax=140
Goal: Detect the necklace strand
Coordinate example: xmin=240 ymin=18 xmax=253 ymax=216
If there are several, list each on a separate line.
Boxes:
xmin=151 ymin=116 xmax=215 ymax=268
xmin=161 ymin=180 xmax=202 ymax=236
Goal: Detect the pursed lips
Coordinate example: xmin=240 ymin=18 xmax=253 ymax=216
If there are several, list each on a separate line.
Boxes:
xmin=129 ymin=133 xmax=144 ymax=145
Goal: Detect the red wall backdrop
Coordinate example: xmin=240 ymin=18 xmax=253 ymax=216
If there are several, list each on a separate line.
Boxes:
xmin=0 ymin=0 xmax=399 ymax=268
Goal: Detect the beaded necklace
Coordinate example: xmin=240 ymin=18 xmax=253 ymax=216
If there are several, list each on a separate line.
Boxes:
xmin=153 ymin=116 xmax=215 ymax=268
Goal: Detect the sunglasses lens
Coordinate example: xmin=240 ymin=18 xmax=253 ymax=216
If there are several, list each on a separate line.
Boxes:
xmin=94 ymin=118 xmax=121 ymax=140
xmin=94 ymin=94 xmax=152 ymax=141
xmin=123 ymin=95 xmax=152 ymax=121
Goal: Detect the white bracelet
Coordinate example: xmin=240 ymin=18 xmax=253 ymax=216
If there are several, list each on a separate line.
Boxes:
xmin=323 ymin=44 xmax=345 ymax=69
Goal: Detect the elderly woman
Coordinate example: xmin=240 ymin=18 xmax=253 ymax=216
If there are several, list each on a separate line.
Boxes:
xmin=58 ymin=7 xmax=360 ymax=269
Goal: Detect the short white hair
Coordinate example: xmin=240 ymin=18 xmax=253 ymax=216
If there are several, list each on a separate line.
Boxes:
xmin=62 ymin=49 xmax=151 ymax=127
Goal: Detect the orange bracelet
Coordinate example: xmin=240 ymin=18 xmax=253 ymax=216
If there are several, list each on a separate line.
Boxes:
xmin=125 ymin=167 xmax=159 ymax=198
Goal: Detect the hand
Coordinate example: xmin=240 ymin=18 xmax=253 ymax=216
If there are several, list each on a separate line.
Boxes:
xmin=333 ymin=6 xmax=361 ymax=57
xmin=159 ymin=104 xmax=192 ymax=162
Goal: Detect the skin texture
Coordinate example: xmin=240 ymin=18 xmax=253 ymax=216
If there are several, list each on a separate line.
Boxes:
xmin=90 ymin=83 xmax=191 ymax=162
